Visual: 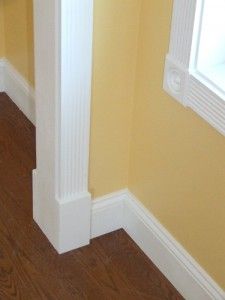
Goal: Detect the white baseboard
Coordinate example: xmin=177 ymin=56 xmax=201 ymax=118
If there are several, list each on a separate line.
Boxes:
xmin=92 ymin=189 xmax=225 ymax=300
xmin=91 ymin=189 xmax=126 ymax=239
xmin=33 ymin=169 xmax=92 ymax=254
xmin=0 ymin=58 xmax=35 ymax=125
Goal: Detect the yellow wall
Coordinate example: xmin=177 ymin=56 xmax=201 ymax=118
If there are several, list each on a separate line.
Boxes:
xmin=0 ymin=0 xmax=4 ymax=57
xmin=3 ymin=0 xmax=34 ymax=85
xmin=1 ymin=0 xmax=140 ymax=198
xmin=129 ymin=0 xmax=225 ymax=289
xmin=1 ymin=0 xmax=225 ymax=289
xmin=89 ymin=0 xmax=141 ymax=197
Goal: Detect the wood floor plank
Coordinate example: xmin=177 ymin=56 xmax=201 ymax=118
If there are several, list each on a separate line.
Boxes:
xmin=0 ymin=92 xmax=183 ymax=299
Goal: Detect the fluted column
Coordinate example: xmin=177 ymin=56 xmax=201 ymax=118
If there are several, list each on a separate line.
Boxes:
xmin=163 ymin=0 xmax=198 ymax=105
xmin=169 ymin=0 xmax=197 ymax=66
xmin=33 ymin=0 xmax=93 ymax=253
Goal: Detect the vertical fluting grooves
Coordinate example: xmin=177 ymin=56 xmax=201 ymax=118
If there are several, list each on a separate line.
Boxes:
xmin=165 ymin=0 xmax=225 ymax=137
xmin=187 ymin=76 xmax=225 ymax=135
xmin=58 ymin=0 xmax=93 ymax=199
xmin=169 ymin=0 xmax=197 ymax=66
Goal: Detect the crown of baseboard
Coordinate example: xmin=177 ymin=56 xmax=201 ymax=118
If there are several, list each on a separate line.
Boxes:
xmin=92 ymin=189 xmax=225 ymax=300
xmin=0 ymin=58 xmax=35 ymax=125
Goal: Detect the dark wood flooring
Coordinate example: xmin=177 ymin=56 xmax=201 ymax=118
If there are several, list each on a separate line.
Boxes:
xmin=0 ymin=92 xmax=183 ymax=299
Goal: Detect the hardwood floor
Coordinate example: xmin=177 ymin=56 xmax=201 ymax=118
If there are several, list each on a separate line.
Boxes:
xmin=0 ymin=92 xmax=183 ymax=299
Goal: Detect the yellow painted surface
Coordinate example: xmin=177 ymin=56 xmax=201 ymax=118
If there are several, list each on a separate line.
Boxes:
xmin=1 ymin=0 xmax=225 ymax=289
xmin=1 ymin=0 xmax=141 ymax=198
xmin=89 ymin=0 xmax=141 ymax=197
xmin=3 ymin=0 xmax=34 ymax=85
xmin=0 ymin=0 xmax=4 ymax=57
xmin=129 ymin=0 xmax=225 ymax=289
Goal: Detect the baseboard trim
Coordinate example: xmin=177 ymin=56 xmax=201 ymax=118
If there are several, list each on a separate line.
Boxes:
xmin=92 ymin=189 xmax=225 ymax=300
xmin=33 ymin=169 xmax=92 ymax=254
xmin=91 ymin=189 xmax=126 ymax=239
xmin=0 ymin=58 xmax=35 ymax=125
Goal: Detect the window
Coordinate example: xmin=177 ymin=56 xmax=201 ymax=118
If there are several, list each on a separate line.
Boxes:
xmin=195 ymin=0 xmax=225 ymax=94
xmin=164 ymin=0 xmax=225 ymax=136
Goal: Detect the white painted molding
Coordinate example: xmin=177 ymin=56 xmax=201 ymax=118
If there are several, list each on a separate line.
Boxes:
xmin=0 ymin=58 xmax=35 ymax=124
xmin=33 ymin=169 xmax=92 ymax=253
xmin=58 ymin=0 xmax=93 ymax=198
xmin=164 ymin=55 xmax=189 ymax=106
xmin=124 ymin=191 xmax=225 ymax=300
xmin=91 ymin=189 xmax=126 ymax=239
xmin=91 ymin=189 xmax=225 ymax=300
xmin=33 ymin=0 xmax=93 ymax=253
xmin=163 ymin=0 xmax=225 ymax=137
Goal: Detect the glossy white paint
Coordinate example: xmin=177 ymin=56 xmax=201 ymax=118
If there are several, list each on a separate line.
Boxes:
xmin=91 ymin=189 xmax=126 ymax=239
xmin=0 ymin=58 xmax=35 ymax=124
xmin=33 ymin=0 xmax=93 ymax=253
xmin=164 ymin=0 xmax=225 ymax=137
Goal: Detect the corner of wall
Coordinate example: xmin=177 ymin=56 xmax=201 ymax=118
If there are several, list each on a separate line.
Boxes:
xmin=89 ymin=0 xmax=144 ymax=198
xmin=127 ymin=0 xmax=143 ymax=190
xmin=0 ymin=0 xmax=5 ymax=58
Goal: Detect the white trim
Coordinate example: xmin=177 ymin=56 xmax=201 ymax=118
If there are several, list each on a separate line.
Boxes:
xmin=163 ymin=0 xmax=225 ymax=137
xmin=91 ymin=189 xmax=126 ymax=239
xmin=91 ymin=189 xmax=225 ymax=300
xmin=0 ymin=58 xmax=35 ymax=124
xmin=33 ymin=0 xmax=93 ymax=253
xmin=33 ymin=169 xmax=92 ymax=254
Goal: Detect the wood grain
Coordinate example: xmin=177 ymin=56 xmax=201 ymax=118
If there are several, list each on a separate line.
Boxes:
xmin=0 ymin=92 xmax=183 ymax=299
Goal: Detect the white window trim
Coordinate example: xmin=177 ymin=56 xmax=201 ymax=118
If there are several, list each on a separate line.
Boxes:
xmin=163 ymin=0 xmax=225 ymax=136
